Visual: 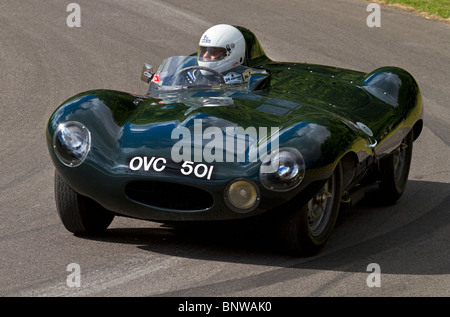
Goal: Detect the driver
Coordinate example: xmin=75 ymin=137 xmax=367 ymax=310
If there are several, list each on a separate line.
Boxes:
xmin=197 ymin=24 xmax=246 ymax=74
xmin=175 ymin=24 xmax=247 ymax=86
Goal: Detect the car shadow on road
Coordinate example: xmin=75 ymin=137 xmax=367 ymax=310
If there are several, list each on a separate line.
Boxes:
xmin=80 ymin=180 xmax=449 ymax=277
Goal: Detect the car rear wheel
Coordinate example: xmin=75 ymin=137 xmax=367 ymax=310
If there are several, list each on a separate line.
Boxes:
xmin=376 ymin=130 xmax=413 ymax=205
xmin=54 ymin=171 xmax=114 ymax=234
xmin=278 ymin=162 xmax=343 ymax=256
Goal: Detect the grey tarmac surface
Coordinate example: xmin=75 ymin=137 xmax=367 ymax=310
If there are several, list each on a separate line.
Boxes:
xmin=0 ymin=0 xmax=449 ymax=297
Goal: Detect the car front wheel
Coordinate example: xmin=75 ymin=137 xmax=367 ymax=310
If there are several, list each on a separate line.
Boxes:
xmin=54 ymin=171 xmax=114 ymax=235
xmin=278 ymin=162 xmax=343 ymax=256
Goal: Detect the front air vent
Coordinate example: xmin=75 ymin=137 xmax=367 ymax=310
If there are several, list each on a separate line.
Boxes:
xmin=125 ymin=181 xmax=214 ymax=211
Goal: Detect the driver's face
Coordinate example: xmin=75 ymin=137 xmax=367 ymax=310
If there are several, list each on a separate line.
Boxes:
xmin=202 ymin=47 xmax=225 ymax=61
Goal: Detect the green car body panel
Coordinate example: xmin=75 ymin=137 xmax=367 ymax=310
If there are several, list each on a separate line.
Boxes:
xmin=46 ymin=26 xmax=423 ymax=223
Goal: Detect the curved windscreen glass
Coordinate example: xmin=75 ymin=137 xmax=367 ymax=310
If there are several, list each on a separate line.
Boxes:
xmin=153 ymin=56 xmax=199 ymax=87
xmin=149 ymin=55 xmax=261 ymax=92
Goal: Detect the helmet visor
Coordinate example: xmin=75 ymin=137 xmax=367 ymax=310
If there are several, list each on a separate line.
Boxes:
xmin=198 ymin=46 xmax=227 ymax=62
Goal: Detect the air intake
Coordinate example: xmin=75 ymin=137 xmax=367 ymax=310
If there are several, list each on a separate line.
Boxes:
xmin=125 ymin=181 xmax=214 ymax=211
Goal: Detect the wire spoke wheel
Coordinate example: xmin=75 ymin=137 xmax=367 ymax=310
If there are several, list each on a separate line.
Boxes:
xmin=307 ymin=180 xmax=335 ymax=238
xmin=277 ymin=162 xmax=343 ymax=256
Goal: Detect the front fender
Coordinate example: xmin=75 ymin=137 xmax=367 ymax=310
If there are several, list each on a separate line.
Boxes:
xmin=278 ymin=114 xmax=371 ymax=174
xmin=362 ymin=67 xmax=422 ymax=115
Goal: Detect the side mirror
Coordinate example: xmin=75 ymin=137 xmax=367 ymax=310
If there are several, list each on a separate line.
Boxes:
xmin=141 ymin=63 xmax=154 ymax=83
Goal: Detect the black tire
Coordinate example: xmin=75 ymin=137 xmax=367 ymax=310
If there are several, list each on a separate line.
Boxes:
xmin=54 ymin=171 xmax=114 ymax=235
xmin=278 ymin=162 xmax=343 ymax=256
xmin=376 ymin=130 xmax=413 ymax=205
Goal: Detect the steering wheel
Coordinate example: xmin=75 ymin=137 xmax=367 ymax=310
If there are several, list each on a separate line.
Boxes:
xmin=172 ymin=66 xmax=225 ymax=85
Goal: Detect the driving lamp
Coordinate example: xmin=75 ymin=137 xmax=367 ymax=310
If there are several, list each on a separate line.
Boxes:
xmin=226 ymin=179 xmax=259 ymax=212
xmin=259 ymin=147 xmax=305 ymax=191
xmin=53 ymin=121 xmax=91 ymax=167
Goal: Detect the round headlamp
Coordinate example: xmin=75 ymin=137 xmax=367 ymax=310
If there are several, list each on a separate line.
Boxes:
xmin=259 ymin=147 xmax=305 ymax=191
xmin=53 ymin=121 xmax=91 ymax=167
xmin=225 ymin=179 xmax=259 ymax=212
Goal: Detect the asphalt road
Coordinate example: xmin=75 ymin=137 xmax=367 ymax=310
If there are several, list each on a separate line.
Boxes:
xmin=1 ymin=0 xmax=449 ymax=298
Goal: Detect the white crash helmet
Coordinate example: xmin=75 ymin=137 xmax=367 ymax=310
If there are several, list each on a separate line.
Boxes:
xmin=197 ymin=24 xmax=246 ymax=74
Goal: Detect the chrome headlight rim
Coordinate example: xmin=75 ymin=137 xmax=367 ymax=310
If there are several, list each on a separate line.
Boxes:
xmin=259 ymin=147 xmax=305 ymax=192
xmin=53 ymin=121 xmax=91 ymax=167
xmin=224 ymin=178 xmax=260 ymax=213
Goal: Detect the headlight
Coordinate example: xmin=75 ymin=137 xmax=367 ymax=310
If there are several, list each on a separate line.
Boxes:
xmin=259 ymin=147 xmax=305 ymax=191
xmin=225 ymin=179 xmax=259 ymax=212
xmin=53 ymin=121 xmax=91 ymax=167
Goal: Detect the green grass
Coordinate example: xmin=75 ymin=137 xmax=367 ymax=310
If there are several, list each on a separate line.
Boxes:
xmin=370 ymin=0 xmax=450 ymax=19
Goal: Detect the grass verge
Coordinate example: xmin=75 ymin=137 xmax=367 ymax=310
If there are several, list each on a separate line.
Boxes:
xmin=364 ymin=0 xmax=450 ymax=23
